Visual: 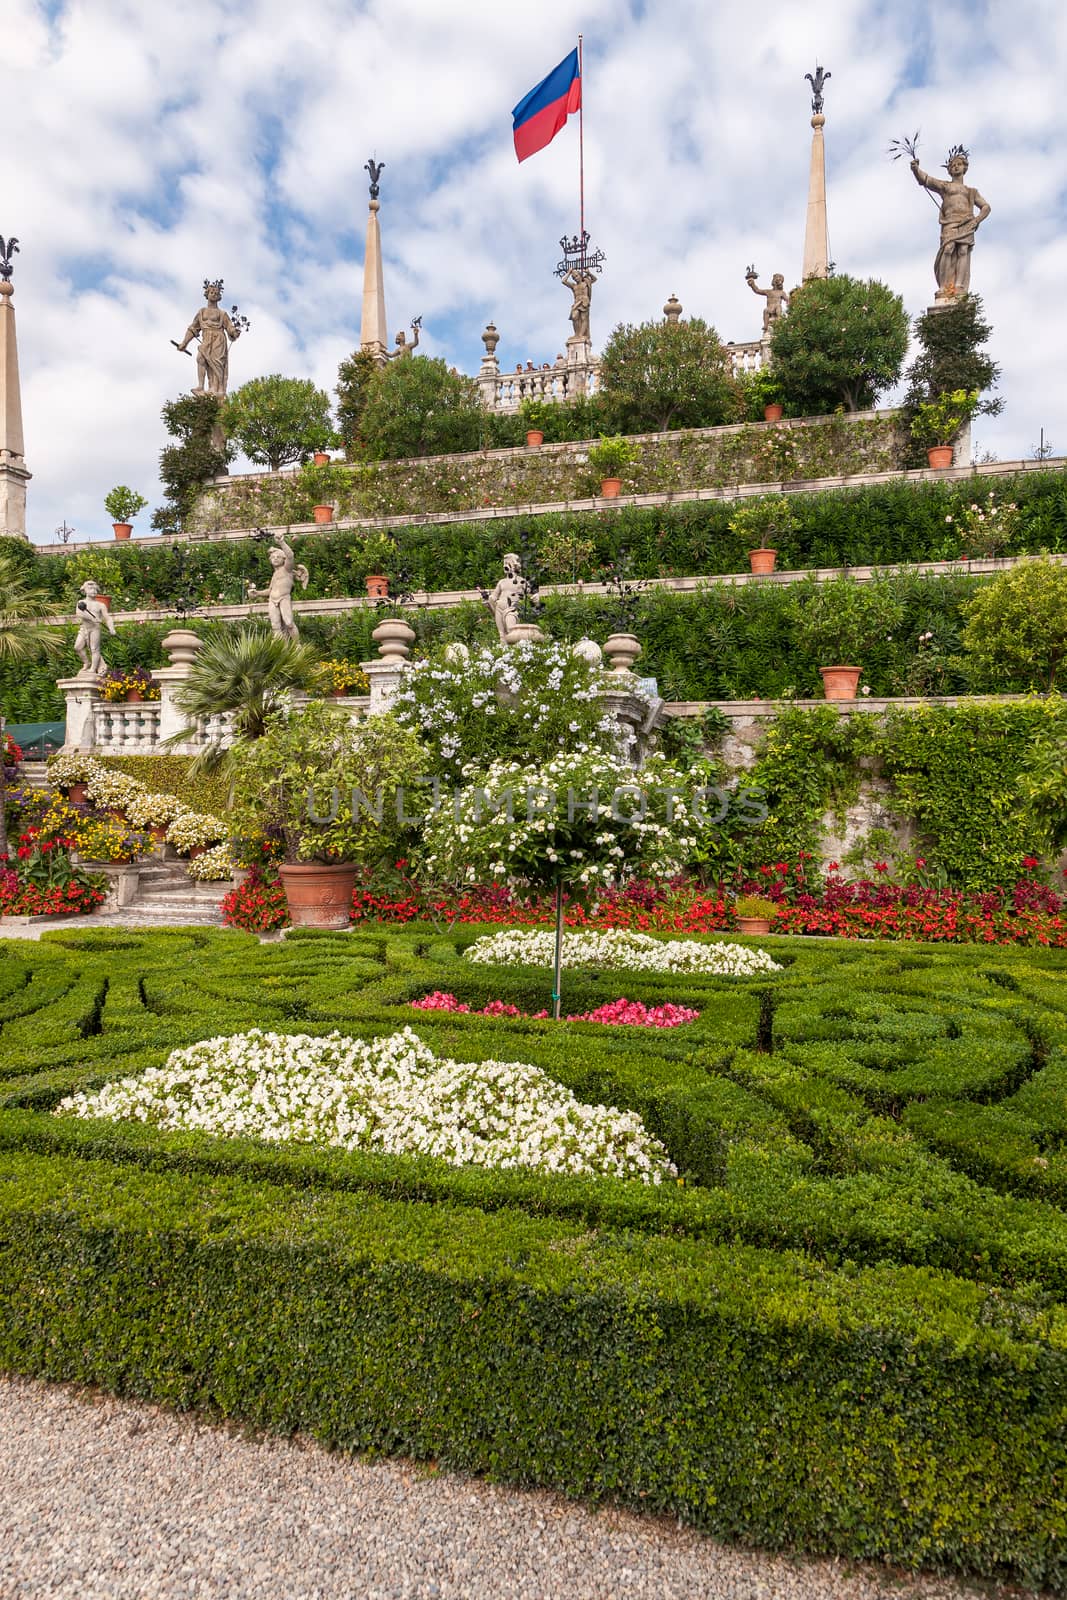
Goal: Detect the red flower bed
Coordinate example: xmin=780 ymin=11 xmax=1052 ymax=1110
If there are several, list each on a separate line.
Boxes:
xmin=220 ymin=867 xmax=289 ymax=933
xmin=0 ymin=863 xmax=105 ymax=918
xmin=410 ymin=991 xmax=700 ymax=1028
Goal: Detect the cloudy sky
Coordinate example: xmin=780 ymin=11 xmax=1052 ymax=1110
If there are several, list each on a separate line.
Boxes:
xmin=5 ymin=0 xmax=1066 ymax=544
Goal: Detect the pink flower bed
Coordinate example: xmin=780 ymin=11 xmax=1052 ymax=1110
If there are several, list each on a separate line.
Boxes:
xmin=410 ymin=991 xmax=699 ymax=1029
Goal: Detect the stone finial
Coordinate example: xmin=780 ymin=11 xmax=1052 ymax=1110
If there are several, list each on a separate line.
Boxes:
xmin=663 ymin=294 xmax=683 ymax=325
xmin=805 ymin=65 xmax=831 ymax=116
xmin=572 ymin=638 xmax=603 ymax=666
xmin=482 ymin=321 xmax=500 ymax=358
xmin=161 ymin=629 xmax=203 ymax=670
xmin=365 ymin=158 xmax=385 ymax=200
xmin=0 ymin=237 xmax=18 ymax=283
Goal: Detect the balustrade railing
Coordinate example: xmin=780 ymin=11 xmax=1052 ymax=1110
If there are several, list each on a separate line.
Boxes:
xmin=92 ymin=702 xmax=162 ymax=755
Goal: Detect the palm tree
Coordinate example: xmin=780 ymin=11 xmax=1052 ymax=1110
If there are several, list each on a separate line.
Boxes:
xmin=168 ymin=625 xmax=317 ymax=775
xmin=0 ymin=555 xmax=64 ymax=861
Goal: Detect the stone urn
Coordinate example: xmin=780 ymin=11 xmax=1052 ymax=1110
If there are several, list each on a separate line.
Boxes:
xmin=372 ymin=617 xmax=416 ymax=661
xmin=505 ymin=622 xmax=544 ymax=645
xmin=161 ymin=629 xmax=203 ymax=669
xmin=820 ymin=665 xmax=861 ymax=701
xmin=748 ymin=548 xmax=777 ymax=575
xmin=604 ymin=632 xmax=643 ymax=674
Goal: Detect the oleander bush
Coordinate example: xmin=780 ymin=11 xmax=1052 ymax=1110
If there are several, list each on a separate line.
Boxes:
xmin=0 ymin=926 xmax=1066 ymax=1587
xmin=26 ymin=468 xmax=1067 ymax=618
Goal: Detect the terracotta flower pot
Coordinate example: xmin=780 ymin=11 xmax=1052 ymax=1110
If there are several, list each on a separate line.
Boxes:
xmin=68 ymin=782 xmax=89 ymax=806
xmin=95 ymin=594 xmax=111 ymax=610
xmin=763 ymin=404 xmax=783 ymax=423
xmin=279 ymin=862 xmax=357 ymax=929
xmin=737 ymin=916 xmax=772 ymax=935
xmin=312 ymin=452 xmax=330 ymax=466
xmin=748 ymin=548 xmax=778 ymax=574
xmin=125 ymin=689 xmax=144 ymax=704
xmin=927 ymin=445 xmax=953 ymax=470
xmin=526 ymin=429 xmax=544 ymax=448
xmin=313 ymin=504 xmax=334 ymax=524
xmin=186 ymin=845 xmax=207 ymax=861
xmin=820 ymin=665 xmax=862 ymax=700
xmin=365 ymin=574 xmax=389 ymax=598
xmin=112 ymin=522 xmax=133 ymax=540
xmin=599 ymin=477 xmax=622 ymax=498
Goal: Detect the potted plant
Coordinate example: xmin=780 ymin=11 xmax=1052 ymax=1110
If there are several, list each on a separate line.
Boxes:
xmin=733 ymin=894 xmax=778 ymax=935
xmin=311 ymin=659 xmax=371 ymax=699
xmin=599 ymin=554 xmax=648 ymax=673
xmin=228 ymin=702 xmax=424 ymax=928
xmin=372 ymin=570 xmax=419 ymax=660
xmin=351 ymin=531 xmax=400 ymax=597
xmin=789 ymin=577 xmax=905 ymax=700
xmin=104 ymin=486 xmax=148 ymax=540
xmin=519 ymin=398 xmax=559 ymax=449
xmin=728 ymin=494 xmax=800 ymax=574
xmin=910 ymin=388 xmax=980 ymax=469
xmin=296 ymin=460 xmax=349 ymax=524
xmin=587 ymin=435 xmax=641 ymax=498
xmin=745 ymin=369 xmax=786 ymax=423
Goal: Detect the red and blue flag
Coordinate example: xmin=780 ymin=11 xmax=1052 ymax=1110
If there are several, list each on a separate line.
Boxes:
xmin=512 ymin=48 xmax=582 ymax=163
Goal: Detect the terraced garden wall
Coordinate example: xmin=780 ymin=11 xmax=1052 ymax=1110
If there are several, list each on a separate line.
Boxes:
xmin=185 ymin=412 xmax=904 ymax=531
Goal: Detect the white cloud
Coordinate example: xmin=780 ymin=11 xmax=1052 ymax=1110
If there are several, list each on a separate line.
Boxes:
xmin=3 ymin=0 xmax=1065 ymax=542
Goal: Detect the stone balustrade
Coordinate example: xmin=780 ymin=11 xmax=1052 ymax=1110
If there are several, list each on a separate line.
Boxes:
xmin=477 ymin=351 xmax=601 ymax=414
xmin=92 ymin=700 xmax=162 ymax=755
xmin=723 ymin=339 xmax=768 ymax=374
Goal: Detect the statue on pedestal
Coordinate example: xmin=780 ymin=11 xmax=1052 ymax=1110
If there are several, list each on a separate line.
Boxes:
xmin=481 ymin=553 xmax=526 ymax=643
xmin=73 ymin=581 xmax=116 ymax=677
xmin=171 ymin=279 xmax=249 ymax=397
xmin=908 ymin=145 xmax=990 ymax=301
xmin=745 ymin=267 xmax=789 ymax=336
xmin=247 ymin=532 xmax=308 ymax=641
xmin=561 ymin=265 xmax=595 ymax=344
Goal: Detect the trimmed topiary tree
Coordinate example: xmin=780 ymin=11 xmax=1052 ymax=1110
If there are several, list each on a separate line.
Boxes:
xmin=598 ymin=316 xmax=737 ymax=433
xmin=223 ymin=375 xmax=335 ymax=472
xmin=770 ymin=275 xmax=909 ymax=414
xmin=359 ymin=357 xmax=486 ymax=460
xmin=962 ymin=557 xmax=1067 ymax=690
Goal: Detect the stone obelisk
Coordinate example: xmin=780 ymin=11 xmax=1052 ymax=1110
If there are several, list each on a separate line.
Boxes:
xmin=801 ymin=66 xmax=831 ymax=282
xmin=360 ymin=159 xmax=388 ymax=363
xmin=0 ymin=238 xmax=30 ymax=540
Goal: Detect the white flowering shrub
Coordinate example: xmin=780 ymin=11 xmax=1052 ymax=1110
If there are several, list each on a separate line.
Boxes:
xmin=466 ymin=927 xmax=783 ymax=977
xmin=186 ymin=843 xmax=237 ymax=881
xmin=166 ymin=807 xmax=227 ymax=851
xmin=421 ymin=747 xmax=697 ymax=893
xmin=393 ymin=638 xmax=622 ymax=780
xmin=56 ymin=1026 xmax=676 ymax=1184
xmin=124 ymin=789 xmax=184 ymax=829
xmin=46 ymin=752 xmax=94 ymax=787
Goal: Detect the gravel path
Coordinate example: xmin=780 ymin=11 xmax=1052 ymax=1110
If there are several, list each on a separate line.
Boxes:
xmin=0 ymin=1375 xmax=1034 ymax=1600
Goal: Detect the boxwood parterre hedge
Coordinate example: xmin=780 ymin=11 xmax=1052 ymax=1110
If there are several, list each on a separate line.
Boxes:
xmin=0 ymin=926 xmax=1066 ymax=1588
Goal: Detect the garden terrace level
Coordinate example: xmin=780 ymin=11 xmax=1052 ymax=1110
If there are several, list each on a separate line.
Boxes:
xmin=29 ymin=453 xmax=1064 ymax=557
xmin=37 ymin=552 xmax=1067 ymax=629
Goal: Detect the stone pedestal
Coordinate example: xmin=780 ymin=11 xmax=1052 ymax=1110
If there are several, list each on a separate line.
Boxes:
xmin=153 ymin=629 xmax=203 ymax=752
xmin=58 ymin=677 xmax=102 ymax=750
xmin=361 ymin=658 xmax=406 ymax=715
xmin=601 ymin=686 xmax=665 ymax=767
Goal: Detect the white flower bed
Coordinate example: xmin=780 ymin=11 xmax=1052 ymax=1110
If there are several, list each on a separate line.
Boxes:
xmin=186 ymin=842 xmax=236 ymax=882
xmin=465 ymin=928 xmax=783 ymax=977
xmin=56 ymin=1026 xmax=676 ymax=1185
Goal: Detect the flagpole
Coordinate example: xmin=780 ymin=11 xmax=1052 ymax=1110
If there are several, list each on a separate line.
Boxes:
xmin=578 ymin=33 xmax=585 ymax=241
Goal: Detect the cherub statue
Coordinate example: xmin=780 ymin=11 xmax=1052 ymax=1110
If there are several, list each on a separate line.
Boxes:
xmin=172 ymin=279 xmax=245 ymax=397
xmin=387 ymin=315 xmax=422 ymax=360
xmin=909 ymin=145 xmax=990 ymax=300
xmin=247 ymin=532 xmax=309 ymax=640
xmin=73 ymin=581 xmax=116 ymax=678
xmin=481 ymin=553 xmax=526 ymax=643
xmin=745 ymin=267 xmax=789 ymax=336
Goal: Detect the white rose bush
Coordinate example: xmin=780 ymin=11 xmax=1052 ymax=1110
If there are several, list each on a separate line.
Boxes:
xmin=56 ymin=1025 xmax=677 ymax=1185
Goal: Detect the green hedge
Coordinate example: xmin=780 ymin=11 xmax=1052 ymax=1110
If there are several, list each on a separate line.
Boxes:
xmin=1 ymin=927 xmax=1067 ymax=1584
xmin=21 ymin=467 xmax=1067 ymax=613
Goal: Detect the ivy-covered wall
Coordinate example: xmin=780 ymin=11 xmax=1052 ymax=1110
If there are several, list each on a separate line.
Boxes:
xmin=709 ymin=701 xmax=1067 ymax=890
xmin=185 ymin=414 xmax=904 ymax=531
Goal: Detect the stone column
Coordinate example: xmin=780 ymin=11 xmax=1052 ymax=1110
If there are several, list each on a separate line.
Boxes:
xmin=153 ymin=629 xmax=202 ymax=753
xmin=361 ymin=659 xmax=405 ymax=714
xmin=360 ymin=198 xmax=388 ymax=362
xmin=58 ymin=678 xmax=102 ymax=751
xmin=477 ymin=322 xmax=502 ymax=410
xmin=0 ymin=279 xmax=31 ymax=540
xmin=802 ymin=113 xmax=830 ymax=282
